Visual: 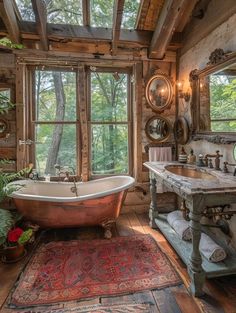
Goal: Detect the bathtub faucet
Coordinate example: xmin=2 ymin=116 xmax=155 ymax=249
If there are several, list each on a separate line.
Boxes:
xmin=54 ymin=164 xmax=76 ymax=180
xmin=70 ymin=177 xmax=78 ymax=197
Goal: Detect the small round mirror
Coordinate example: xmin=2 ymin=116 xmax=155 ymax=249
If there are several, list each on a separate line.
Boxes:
xmin=146 ymin=74 xmax=173 ymax=112
xmin=145 ymin=116 xmax=171 ymax=142
xmin=0 ymin=119 xmax=10 ymax=138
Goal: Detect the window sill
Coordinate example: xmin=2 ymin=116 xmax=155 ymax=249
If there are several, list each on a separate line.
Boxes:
xmin=192 ymin=132 xmax=236 ymax=144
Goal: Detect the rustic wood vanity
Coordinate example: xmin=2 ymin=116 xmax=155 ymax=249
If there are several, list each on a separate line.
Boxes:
xmin=144 ymin=161 xmax=236 ymax=297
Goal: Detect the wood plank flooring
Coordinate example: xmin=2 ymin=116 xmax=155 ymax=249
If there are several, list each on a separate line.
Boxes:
xmin=0 ymin=212 xmax=236 ymax=313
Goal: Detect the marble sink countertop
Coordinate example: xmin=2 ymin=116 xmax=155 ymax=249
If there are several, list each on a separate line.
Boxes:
xmin=144 ymin=161 xmax=236 ymax=195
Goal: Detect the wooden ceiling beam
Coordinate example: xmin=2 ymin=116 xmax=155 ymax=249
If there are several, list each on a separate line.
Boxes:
xmin=112 ymin=0 xmax=125 ymax=55
xmin=176 ymin=0 xmax=198 ymax=32
xmin=31 ymin=0 xmax=48 ymax=51
xmin=82 ymin=0 xmax=90 ymax=26
xmin=15 ymin=21 xmax=152 ymax=47
xmin=149 ymin=0 xmax=188 ymax=59
xmin=0 ymin=0 xmax=21 ymax=43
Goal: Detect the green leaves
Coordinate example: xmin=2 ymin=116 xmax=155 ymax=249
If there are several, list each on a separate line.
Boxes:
xmin=0 ymin=209 xmax=21 ymax=246
xmin=0 ymin=37 xmax=24 ymax=50
xmin=18 ymin=229 xmax=33 ymax=245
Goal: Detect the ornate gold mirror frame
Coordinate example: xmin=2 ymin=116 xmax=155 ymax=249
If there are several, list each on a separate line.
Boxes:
xmin=145 ymin=73 xmax=173 ymax=113
xmin=189 ymin=49 xmax=236 ymax=143
xmin=145 ymin=115 xmax=171 ymax=143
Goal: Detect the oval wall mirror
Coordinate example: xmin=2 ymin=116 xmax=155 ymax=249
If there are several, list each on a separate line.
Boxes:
xmin=173 ymin=116 xmax=189 ymax=144
xmin=145 ymin=74 xmax=173 ymax=112
xmin=145 ymin=116 xmax=171 ymax=142
xmin=0 ymin=119 xmax=10 ymax=139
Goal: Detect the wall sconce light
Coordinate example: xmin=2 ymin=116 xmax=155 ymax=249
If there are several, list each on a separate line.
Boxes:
xmin=177 ymin=81 xmax=191 ymax=102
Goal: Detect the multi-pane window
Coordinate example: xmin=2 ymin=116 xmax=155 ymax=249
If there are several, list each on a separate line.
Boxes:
xmin=90 ymin=71 xmax=130 ymax=175
xmin=210 ymin=73 xmax=236 ymax=132
xmin=32 ymin=68 xmax=131 ymax=178
xmin=33 ymin=70 xmax=77 ymax=176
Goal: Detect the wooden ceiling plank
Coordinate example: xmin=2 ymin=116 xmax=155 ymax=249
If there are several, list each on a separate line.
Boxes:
xmin=149 ymin=0 xmax=188 ymax=59
xmin=176 ymin=0 xmax=198 ymax=32
xmin=82 ymin=0 xmax=90 ymax=26
xmin=112 ymin=0 xmax=125 ymax=55
xmin=135 ymin=0 xmax=150 ymax=30
xmin=31 ymin=0 xmax=48 ymax=51
xmin=0 ymin=0 xmax=21 ymax=43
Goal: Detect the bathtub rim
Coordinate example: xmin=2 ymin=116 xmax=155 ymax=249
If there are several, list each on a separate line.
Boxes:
xmin=8 ymin=175 xmax=135 ymax=202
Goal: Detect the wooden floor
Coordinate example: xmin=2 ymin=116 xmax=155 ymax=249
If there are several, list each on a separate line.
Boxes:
xmin=0 ymin=212 xmax=236 ymax=313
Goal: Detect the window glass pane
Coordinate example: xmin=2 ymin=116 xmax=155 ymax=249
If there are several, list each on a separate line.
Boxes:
xmin=91 ymin=124 xmax=128 ymax=174
xmin=47 ymin=0 xmax=83 ymax=25
xmin=35 ymin=70 xmax=76 ymax=121
xmin=210 ymin=75 xmax=236 ymax=119
xmin=35 ymin=124 xmax=76 ymax=175
xmin=121 ymin=0 xmax=140 ymax=29
xmin=91 ymin=72 xmax=128 ymax=122
xmin=15 ymin=0 xmax=35 ymax=21
xmin=90 ymin=0 xmax=113 ymax=27
xmin=211 ymin=121 xmax=236 ymax=132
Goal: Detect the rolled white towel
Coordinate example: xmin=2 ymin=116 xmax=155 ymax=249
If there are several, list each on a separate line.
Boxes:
xmin=167 ymin=210 xmax=184 ymax=227
xmin=199 ymin=233 xmax=227 ymax=263
xmin=167 ymin=210 xmax=192 ymax=241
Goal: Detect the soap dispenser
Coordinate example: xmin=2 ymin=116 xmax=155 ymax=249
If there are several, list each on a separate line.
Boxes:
xmin=178 ymin=147 xmax=187 ymax=163
xmin=187 ymin=149 xmax=196 ymax=164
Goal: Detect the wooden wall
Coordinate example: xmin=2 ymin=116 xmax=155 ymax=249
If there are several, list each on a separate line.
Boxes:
xmin=178 ymin=6 xmax=236 ymax=246
xmin=0 ymin=53 xmax=16 ymax=172
xmin=0 ymin=51 xmax=177 ymax=213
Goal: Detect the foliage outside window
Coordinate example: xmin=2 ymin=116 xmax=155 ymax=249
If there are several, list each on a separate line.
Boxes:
xmin=34 ymin=70 xmax=77 ymax=176
xmin=121 ymin=0 xmax=140 ymax=29
xmin=90 ymin=71 xmax=130 ymax=175
xmin=210 ymin=74 xmax=236 ymax=132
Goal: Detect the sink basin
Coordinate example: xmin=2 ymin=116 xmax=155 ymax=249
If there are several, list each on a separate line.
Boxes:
xmin=165 ymin=165 xmax=217 ymax=180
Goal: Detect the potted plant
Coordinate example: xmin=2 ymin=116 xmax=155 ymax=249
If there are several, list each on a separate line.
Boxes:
xmin=0 ymin=160 xmax=32 ymax=262
xmin=2 ymin=226 xmax=33 ymax=263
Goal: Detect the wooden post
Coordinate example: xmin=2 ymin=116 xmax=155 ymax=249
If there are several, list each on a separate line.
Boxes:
xmin=188 ymin=196 xmax=206 ymax=297
xmin=133 ymin=62 xmax=143 ymax=183
xmin=77 ymin=65 xmax=89 ymax=181
xmin=149 ymin=176 xmax=158 ymax=228
xmin=15 ymin=62 xmax=26 ymax=171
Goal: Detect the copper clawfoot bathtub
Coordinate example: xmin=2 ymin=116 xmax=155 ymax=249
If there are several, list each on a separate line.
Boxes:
xmin=9 ymin=176 xmax=135 ymax=238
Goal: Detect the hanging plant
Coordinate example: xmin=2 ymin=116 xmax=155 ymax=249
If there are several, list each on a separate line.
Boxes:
xmin=0 ymin=37 xmax=24 ymax=50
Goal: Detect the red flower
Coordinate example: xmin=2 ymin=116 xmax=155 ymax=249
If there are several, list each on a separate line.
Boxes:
xmin=7 ymin=227 xmax=23 ymax=243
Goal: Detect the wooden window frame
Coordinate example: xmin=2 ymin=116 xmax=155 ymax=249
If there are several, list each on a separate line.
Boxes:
xmin=88 ymin=67 xmax=133 ymax=178
xmin=28 ymin=66 xmax=80 ymax=177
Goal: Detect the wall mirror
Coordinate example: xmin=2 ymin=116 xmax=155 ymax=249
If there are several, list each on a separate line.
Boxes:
xmin=190 ymin=49 xmax=236 ymax=142
xmin=145 ymin=74 xmax=173 ymax=112
xmin=145 ymin=115 xmax=171 ymax=142
xmin=0 ymin=118 xmax=10 ymax=139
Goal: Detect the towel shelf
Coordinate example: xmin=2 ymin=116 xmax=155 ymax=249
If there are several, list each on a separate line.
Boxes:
xmin=155 ymin=214 xmax=236 ymax=278
xmin=144 ymin=161 xmax=236 ymax=297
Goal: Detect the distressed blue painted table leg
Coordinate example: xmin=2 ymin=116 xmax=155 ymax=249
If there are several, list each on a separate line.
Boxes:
xmin=188 ymin=206 xmax=205 ymax=297
xmin=149 ymin=177 xmax=158 ymax=228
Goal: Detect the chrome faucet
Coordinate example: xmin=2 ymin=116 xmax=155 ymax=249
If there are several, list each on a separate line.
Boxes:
xmin=54 ymin=164 xmax=76 ymax=181
xmin=29 ymin=169 xmax=39 ymax=180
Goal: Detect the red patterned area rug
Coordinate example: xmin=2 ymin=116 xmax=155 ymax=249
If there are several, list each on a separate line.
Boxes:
xmin=10 ymin=235 xmax=181 ymax=307
xmin=14 ymin=303 xmax=152 ymax=313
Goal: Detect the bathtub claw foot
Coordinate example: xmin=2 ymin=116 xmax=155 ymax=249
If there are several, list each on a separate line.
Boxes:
xmin=104 ymin=229 xmax=112 ymax=239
